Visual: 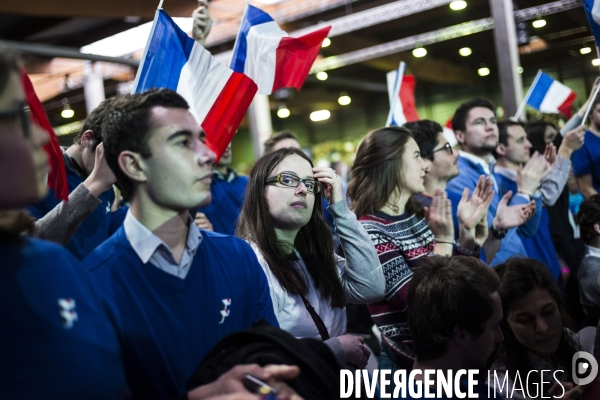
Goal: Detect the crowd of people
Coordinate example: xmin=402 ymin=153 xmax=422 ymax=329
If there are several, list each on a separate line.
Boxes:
xmin=4 ymin=5 xmax=600 ymax=400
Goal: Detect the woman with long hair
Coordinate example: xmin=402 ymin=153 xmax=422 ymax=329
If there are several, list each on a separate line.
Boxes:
xmin=347 ymin=126 xmax=495 ymax=372
xmin=237 ymin=147 xmax=385 ymax=368
xmin=490 ymin=258 xmax=587 ymax=400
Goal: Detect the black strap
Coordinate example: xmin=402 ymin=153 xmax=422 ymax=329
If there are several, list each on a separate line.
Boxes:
xmin=299 ymin=293 xmax=330 ymax=341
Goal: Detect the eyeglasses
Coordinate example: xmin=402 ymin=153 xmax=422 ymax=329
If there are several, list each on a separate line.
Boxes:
xmin=265 ymin=173 xmax=321 ymax=194
xmin=430 ymin=142 xmax=453 ymax=157
xmin=0 ymin=102 xmax=31 ymax=138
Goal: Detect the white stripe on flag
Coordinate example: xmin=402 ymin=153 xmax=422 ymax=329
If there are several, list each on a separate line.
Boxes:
xmin=593 ymin=0 xmax=600 ymax=25
xmin=246 ymin=21 xmax=286 ymax=95
xmin=177 ymin=43 xmax=233 ymax=124
xmin=538 ymin=81 xmax=573 ymax=113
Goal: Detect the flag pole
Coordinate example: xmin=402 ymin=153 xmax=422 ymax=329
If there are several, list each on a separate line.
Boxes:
xmin=131 ymin=2 xmax=163 ymax=93
xmin=514 ymin=69 xmax=542 ymax=121
xmin=386 ymin=62 xmax=404 ymax=127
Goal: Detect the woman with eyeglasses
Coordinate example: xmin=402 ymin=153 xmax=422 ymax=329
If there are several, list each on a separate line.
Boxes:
xmin=237 ymin=147 xmax=385 ymax=369
xmin=0 ymin=54 xmax=129 ymax=397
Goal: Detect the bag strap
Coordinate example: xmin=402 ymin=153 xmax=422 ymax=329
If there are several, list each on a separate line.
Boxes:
xmin=299 ymin=293 xmax=330 ymax=341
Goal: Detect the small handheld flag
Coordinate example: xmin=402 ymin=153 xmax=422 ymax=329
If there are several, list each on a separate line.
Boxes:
xmin=386 ymin=62 xmax=419 ymax=127
xmin=515 ymin=70 xmax=576 ymax=119
xmin=231 ymin=4 xmax=331 ymax=95
xmin=584 ymin=0 xmax=600 ymax=46
xmin=133 ymin=10 xmax=257 ymax=162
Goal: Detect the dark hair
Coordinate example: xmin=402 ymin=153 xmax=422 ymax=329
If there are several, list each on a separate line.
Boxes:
xmin=263 ymin=130 xmax=299 ymax=154
xmin=348 ymin=126 xmax=423 ymax=219
xmin=493 ymin=120 xmax=525 ymax=159
xmin=72 ymin=97 xmax=117 ymax=150
xmin=525 ymin=121 xmax=555 ymax=155
xmin=236 ymin=147 xmax=346 ymax=308
xmin=101 ymin=88 xmax=189 ymax=200
xmin=591 ymin=95 xmax=600 ymax=118
xmin=492 ymin=258 xmax=580 ymax=391
xmin=578 ymin=194 xmax=600 ymax=244
xmin=408 ymin=256 xmax=500 ymax=360
xmin=452 ymin=98 xmax=495 ymax=133
xmin=404 ymin=120 xmax=442 ymax=161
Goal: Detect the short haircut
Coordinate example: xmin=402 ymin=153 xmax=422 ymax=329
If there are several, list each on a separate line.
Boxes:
xmin=451 ymin=98 xmax=495 ymax=133
xmin=404 ymin=120 xmax=443 ymax=161
xmin=592 ymin=93 xmax=600 ymax=114
xmin=578 ymin=194 xmax=600 ymax=244
xmin=72 ymin=97 xmax=117 ymax=150
xmin=407 ymin=256 xmax=500 ymax=361
xmin=494 ymin=120 xmax=525 ymax=159
xmin=263 ymin=130 xmax=299 ymax=154
xmin=101 ymin=88 xmax=189 ymax=200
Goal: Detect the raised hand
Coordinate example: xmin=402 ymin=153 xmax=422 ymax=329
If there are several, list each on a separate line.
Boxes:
xmin=426 ymin=190 xmax=454 ymax=242
xmin=493 ymin=190 xmax=536 ymax=231
xmin=192 ymin=1 xmax=213 ymax=46
xmin=312 ymin=167 xmax=344 ymax=205
xmin=543 ymin=142 xmax=556 ymax=166
xmin=457 ymin=175 xmax=494 ymax=230
xmin=516 ymin=152 xmax=552 ymax=196
xmin=84 ymin=142 xmax=117 ymax=198
xmin=558 ymin=125 xmax=586 ymax=159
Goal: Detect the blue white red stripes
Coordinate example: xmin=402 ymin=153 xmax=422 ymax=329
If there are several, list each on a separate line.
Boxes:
xmin=133 ymin=10 xmax=257 ymax=162
xmin=231 ymin=4 xmax=330 ymax=95
xmin=526 ymin=71 xmax=576 ymax=117
xmin=584 ymin=0 xmax=600 ymax=46
xmin=386 ymin=62 xmax=420 ymax=127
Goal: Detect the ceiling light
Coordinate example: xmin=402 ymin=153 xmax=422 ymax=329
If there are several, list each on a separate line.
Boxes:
xmin=310 ymin=110 xmax=331 ymax=122
xmin=338 ymin=93 xmax=351 ymax=106
xmin=321 ymin=38 xmax=331 ymax=48
xmin=316 ymin=71 xmax=328 ymax=81
xmin=449 ymin=1 xmax=467 ymax=11
xmin=593 ymin=59 xmax=600 ymax=66
xmin=478 ymin=66 xmax=490 ymax=76
xmin=581 ymin=47 xmax=592 ymax=55
xmin=532 ymin=19 xmax=546 ymax=28
xmin=459 ymin=47 xmax=472 ymax=57
xmin=277 ymin=106 xmax=290 ymax=118
xmin=518 ymin=66 xmax=523 ymax=74
xmin=61 ymin=101 xmax=74 ymax=119
xmin=412 ymin=47 xmax=427 ymax=58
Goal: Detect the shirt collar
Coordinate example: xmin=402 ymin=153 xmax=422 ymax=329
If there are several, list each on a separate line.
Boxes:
xmin=123 ymin=210 xmax=202 ymax=264
xmin=585 ymin=245 xmax=600 ymax=259
xmin=493 ymin=165 xmax=517 ymax=181
xmin=213 ymin=167 xmax=237 ymax=183
xmin=459 ymin=150 xmax=492 ymax=175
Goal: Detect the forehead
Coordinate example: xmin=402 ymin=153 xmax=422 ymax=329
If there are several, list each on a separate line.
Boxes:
xmin=466 ymin=106 xmax=495 ymax=122
xmin=509 ymin=287 xmax=555 ymax=315
xmin=0 ymin=71 xmax=24 ymax=111
xmin=405 ymin=137 xmax=420 ymax=152
xmin=273 ymin=138 xmax=301 ymax=151
xmin=273 ymin=154 xmax=313 ymax=176
xmin=435 ymin=133 xmax=448 ymax=147
xmin=506 ymin=124 xmax=527 ymax=139
xmin=148 ymin=106 xmax=200 ymax=139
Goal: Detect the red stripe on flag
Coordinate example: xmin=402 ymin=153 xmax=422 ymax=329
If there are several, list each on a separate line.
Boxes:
xmin=558 ymin=91 xmax=577 ymax=118
xmin=399 ymin=75 xmax=420 ymax=123
xmin=273 ymin=26 xmax=331 ymax=92
xmin=20 ymin=68 xmax=69 ymax=202
xmin=201 ymin=72 xmax=258 ymax=163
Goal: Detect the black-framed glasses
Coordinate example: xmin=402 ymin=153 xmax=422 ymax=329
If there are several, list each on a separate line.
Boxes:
xmin=0 ymin=102 xmax=31 ymax=138
xmin=431 ymin=142 xmax=453 ymax=157
xmin=265 ymin=173 xmax=321 ymax=194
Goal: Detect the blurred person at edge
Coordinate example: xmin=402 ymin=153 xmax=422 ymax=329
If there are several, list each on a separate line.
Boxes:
xmin=407 ymin=119 xmax=539 ymax=264
xmin=446 ymin=98 xmax=539 ymax=266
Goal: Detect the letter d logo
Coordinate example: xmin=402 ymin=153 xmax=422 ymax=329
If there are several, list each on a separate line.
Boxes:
xmin=572 ymin=351 xmax=598 ymax=385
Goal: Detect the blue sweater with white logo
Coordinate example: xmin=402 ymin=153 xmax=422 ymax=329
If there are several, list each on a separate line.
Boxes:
xmin=0 ymin=238 xmax=129 ymax=399
xmin=85 ymin=227 xmax=278 ymax=399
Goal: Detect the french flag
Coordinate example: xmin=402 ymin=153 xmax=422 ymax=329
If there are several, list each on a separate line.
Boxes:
xmin=386 ymin=62 xmax=420 ymax=127
xmin=525 ymin=71 xmax=577 ymax=117
xmin=230 ymin=4 xmax=331 ymax=95
xmin=133 ymin=10 xmax=257 ymax=162
xmin=584 ymin=0 xmax=600 ymax=46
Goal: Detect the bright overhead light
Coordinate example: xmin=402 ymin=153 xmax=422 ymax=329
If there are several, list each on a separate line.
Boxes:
xmin=593 ymin=59 xmax=600 ymax=66
xmin=338 ymin=93 xmax=351 ymax=106
xmin=277 ymin=107 xmax=290 ymax=118
xmin=532 ymin=19 xmax=546 ymax=28
xmin=316 ymin=71 xmax=328 ymax=81
xmin=81 ymin=17 xmax=193 ymax=57
xmin=449 ymin=1 xmax=467 ymax=11
xmin=321 ymin=38 xmax=331 ymax=48
xmin=412 ymin=47 xmax=427 ymax=58
xmin=61 ymin=106 xmax=74 ymax=119
xmin=478 ymin=67 xmax=490 ymax=76
xmin=459 ymin=47 xmax=472 ymax=56
xmin=310 ymin=110 xmax=331 ymax=122
xmin=518 ymin=66 xmax=523 ymax=74
xmin=581 ymin=47 xmax=592 ymax=54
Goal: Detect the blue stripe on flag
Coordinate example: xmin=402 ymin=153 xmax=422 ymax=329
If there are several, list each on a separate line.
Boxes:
xmin=230 ymin=5 xmax=274 ymax=73
xmin=526 ymin=72 xmax=554 ymax=109
xmin=135 ymin=10 xmax=194 ymax=93
xmin=584 ymin=0 xmax=600 ymax=47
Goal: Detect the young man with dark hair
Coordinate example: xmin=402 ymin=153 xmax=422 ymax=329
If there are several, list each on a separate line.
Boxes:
xmin=447 ymin=98 xmax=538 ymax=266
xmin=577 ymin=194 xmax=600 ymax=324
xmin=85 ymin=88 xmax=278 ymax=399
xmin=263 ymin=130 xmax=300 ymax=154
xmin=27 ymin=97 xmax=125 ymax=259
xmin=407 ymin=256 xmax=503 ymax=399
xmin=573 ymin=96 xmax=600 ymax=198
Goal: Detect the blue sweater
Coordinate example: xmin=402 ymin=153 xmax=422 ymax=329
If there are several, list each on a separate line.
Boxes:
xmin=197 ymin=171 xmax=249 ymax=235
xmin=27 ymin=154 xmax=126 ymax=259
xmin=85 ymin=227 xmax=278 ymax=399
xmin=572 ymin=130 xmax=600 ymax=192
xmin=447 ymin=156 xmax=537 ymax=266
xmin=0 ymin=238 xmax=129 ymax=399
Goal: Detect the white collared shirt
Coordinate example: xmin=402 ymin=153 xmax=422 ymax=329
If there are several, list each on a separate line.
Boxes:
xmin=585 ymin=244 xmax=600 ymax=259
xmin=459 ymin=150 xmax=493 ymax=175
xmin=123 ymin=210 xmax=202 ymax=279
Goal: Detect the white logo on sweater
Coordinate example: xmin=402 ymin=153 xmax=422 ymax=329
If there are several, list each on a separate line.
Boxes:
xmin=58 ymin=298 xmax=78 ymax=328
xmin=219 ymin=298 xmax=231 ymax=324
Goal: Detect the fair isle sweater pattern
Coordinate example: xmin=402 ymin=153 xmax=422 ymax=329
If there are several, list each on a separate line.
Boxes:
xmin=358 ymin=212 xmax=434 ymax=363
